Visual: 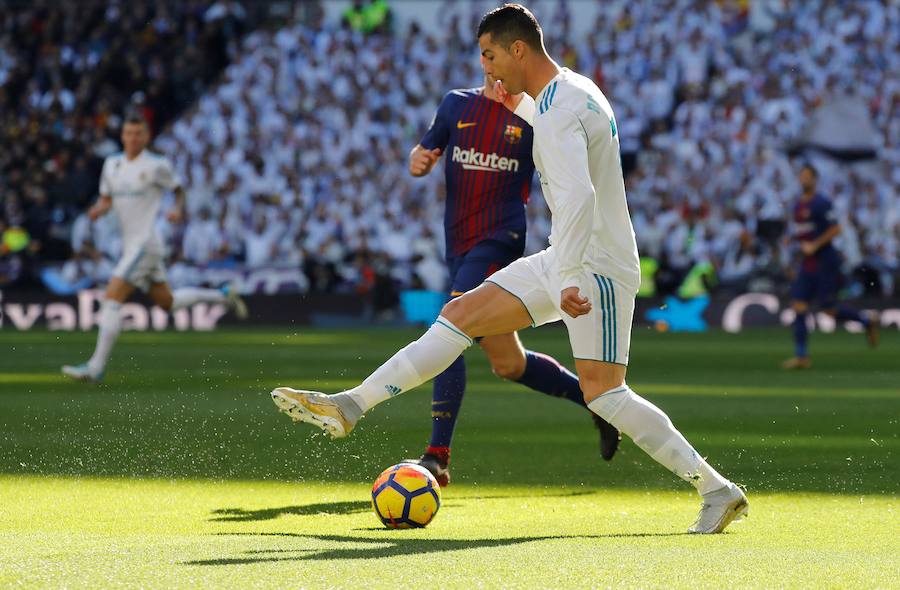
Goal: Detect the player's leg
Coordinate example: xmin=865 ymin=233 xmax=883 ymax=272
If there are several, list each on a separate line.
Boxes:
xmin=783 ymin=271 xmax=814 ymax=369
xmin=482 ymin=332 xmax=570 ymax=401
xmin=153 ymin=281 xmax=247 ymax=318
xmin=62 ymin=276 xmax=133 ymax=382
xmin=480 ymin=332 xmax=621 ymax=460
xmin=819 ymin=271 xmax=879 ymax=348
xmin=569 ymin=273 xmax=746 ymax=533
xmin=414 ymin=354 xmax=465 ymax=485
xmin=411 ymin=246 xmax=489 ymax=484
xmin=148 ymin=281 xmax=175 ymax=310
xmin=270 ymin=252 xmax=559 ymax=437
xmin=783 ymin=300 xmax=812 ymax=369
xmin=828 ymin=305 xmax=879 ymax=347
xmin=63 ymin=247 xmax=153 ymax=381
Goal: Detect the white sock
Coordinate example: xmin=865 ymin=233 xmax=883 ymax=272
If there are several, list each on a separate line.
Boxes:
xmin=342 ymin=316 xmax=473 ymax=414
xmin=588 ymin=385 xmax=731 ymax=496
xmin=171 ymin=287 xmax=226 ymax=311
xmin=87 ymin=300 xmax=122 ymax=374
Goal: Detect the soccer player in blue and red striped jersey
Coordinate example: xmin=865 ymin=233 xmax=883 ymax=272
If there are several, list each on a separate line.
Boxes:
xmin=403 ymin=63 xmax=620 ymax=485
xmin=783 ymin=164 xmax=879 ymax=369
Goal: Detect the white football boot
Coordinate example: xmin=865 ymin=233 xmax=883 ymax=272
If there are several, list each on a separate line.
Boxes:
xmin=222 ymin=284 xmax=248 ymax=320
xmin=271 ymin=388 xmax=357 ymax=438
xmin=688 ymin=483 xmax=749 ymax=534
xmin=61 ymin=363 xmax=103 ymax=384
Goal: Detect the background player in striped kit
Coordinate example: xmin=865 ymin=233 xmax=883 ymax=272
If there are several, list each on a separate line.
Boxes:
xmin=62 ymin=115 xmax=247 ymax=383
xmin=402 ymin=62 xmax=620 ymax=485
xmin=782 ymin=163 xmax=879 ymax=369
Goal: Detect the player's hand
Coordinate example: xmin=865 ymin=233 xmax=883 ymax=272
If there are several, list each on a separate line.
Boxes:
xmin=87 ymin=204 xmax=106 ymax=221
xmin=561 ymin=286 xmax=591 ymax=318
xmin=492 ymin=79 xmax=522 ymax=111
xmin=800 ymin=241 xmax=817 ymax=256
xmin=166 ymin=207 xmax=185 ymax=224
xmin=493 ymin=79 xmax=510 ymax=104
xmin=409 ymin=147 xmax=442 ymax=177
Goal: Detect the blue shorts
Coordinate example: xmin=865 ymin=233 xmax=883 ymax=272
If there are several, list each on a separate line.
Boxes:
xmin=447 ymin=239 xmax=524 ymax=298
xmin=790 ymin=269 xmax=840 ymax=308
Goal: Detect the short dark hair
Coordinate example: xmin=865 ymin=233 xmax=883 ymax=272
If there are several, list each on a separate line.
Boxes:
xmin=800 ymin=163 xmax=819 ymax=178
xmin=477 ymin=4 xmax=542 ymax=51
xmin=124 ymin=113 xmax=148 ymax=127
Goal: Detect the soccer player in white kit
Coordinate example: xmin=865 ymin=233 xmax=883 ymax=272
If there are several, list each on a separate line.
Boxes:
xmin=271 ymin=4 xmax=748 ymax=533
xmin=62 ymin=115 xmax=247 ymax=382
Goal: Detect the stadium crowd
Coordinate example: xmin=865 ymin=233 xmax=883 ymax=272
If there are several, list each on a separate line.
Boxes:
xmin=0 ymin=0 xmax=251 ymax=288
xmin=1 ymin=0 xmax=898 ymax=301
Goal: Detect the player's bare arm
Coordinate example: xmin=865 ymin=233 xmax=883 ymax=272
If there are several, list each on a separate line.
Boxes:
xmin=408 ymin=144 xmax=442 ymax=177
xmin=801 ymin=224 xmax=840 ymax=256
xmin=166 ymin=186 xmax=187 ymax=224
xmin=88 ymin=195 xmax=113 ymax=221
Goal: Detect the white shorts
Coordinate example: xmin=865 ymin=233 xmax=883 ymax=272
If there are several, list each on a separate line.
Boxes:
xmin=112 ymin=248 xmax=167 ymax=292
xmin=486 ymin=248 xmax=635 ymax=365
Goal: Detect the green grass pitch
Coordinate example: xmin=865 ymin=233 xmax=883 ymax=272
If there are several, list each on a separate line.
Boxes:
xmin=1 ymin=326 xmax=897 ymax=588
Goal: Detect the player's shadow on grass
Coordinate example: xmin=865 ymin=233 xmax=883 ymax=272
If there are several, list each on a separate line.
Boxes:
xmin=211 ymin=501 xmax=370 ymax=522
xmin=185 ymin=531 xmax=686 ymax=565
xmin=210 ymin=491 xmax=597 ymax=522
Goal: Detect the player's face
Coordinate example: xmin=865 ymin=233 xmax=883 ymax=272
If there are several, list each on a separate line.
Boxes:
xmin=480 ymin=55 xmax=497 ymax=86
xmin=479 ymin=33 xmax=524 ymax=94
xmin=799 ymin=168 xmax=817 ymax=192
xmin=121 ymin=122 xmax=149 ymax=156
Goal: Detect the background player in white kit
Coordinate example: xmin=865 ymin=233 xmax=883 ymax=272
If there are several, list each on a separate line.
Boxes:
xmin=62 ymin=115 xmax=247 ymax=383
xmin=271 ymin=4 xmax=748 ymax=533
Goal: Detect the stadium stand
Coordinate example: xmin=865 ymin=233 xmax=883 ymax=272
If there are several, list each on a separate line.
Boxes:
xmin=2 ymin=0 xmax=898 ymax=301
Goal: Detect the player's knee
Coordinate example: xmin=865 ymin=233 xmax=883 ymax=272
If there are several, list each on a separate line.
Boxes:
xmin=440 ymin=296 xmax=477 ymax=333
xmin=578 ymin=374 xmax=624 ymax=403
xmin=791 ymin=301 xmax=808 ymax=313
xmin=823 ymin=307 xmax=837 ymax=317
xmin=490 ymin=356 xmax=526 ymax=381
xmin=440 ymin=297 xmax=464 ymax=323
xmin=105 ymin=285 xmax=128 ymax=303
xmin=155 ymin=292 xmax=174 ymax=311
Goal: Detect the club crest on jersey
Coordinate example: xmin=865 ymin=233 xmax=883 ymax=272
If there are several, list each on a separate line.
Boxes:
xmin=504 ymin=124 xmax=522 ymax=144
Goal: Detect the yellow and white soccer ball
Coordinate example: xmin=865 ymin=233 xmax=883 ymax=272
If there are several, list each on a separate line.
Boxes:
xmin=371 ymin=463 xmax=441 ymax=528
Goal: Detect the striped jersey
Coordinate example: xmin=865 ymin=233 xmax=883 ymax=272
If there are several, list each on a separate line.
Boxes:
xmin=420 ymin=88 xmax=535 ymax=257
xmin=793 ymin=193 xmax=840 ymax=273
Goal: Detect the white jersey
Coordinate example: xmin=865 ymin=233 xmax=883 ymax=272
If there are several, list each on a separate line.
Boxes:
xmin=99 ymin=150 xmax=180 ymax=255
xmin=515 ymin=68 xmax=640 ymax=294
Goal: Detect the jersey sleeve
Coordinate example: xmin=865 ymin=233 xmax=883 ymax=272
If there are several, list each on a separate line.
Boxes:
xmin=98 ymin=159 xmax=112 ymax=196
xmin=155 ymin=157 xmax=182 ymax=191
xmin=419 ymin=93 xmax=453 ymax=151
xmin=818 ymin=198 xmax=838 ymax=227
xmin=514 ymin=94 xmax=536 ymax=126
xmin=536 ymin=108 xmax=596 ymax=291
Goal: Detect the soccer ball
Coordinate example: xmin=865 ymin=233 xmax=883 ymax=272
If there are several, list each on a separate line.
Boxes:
xmin=371 ymin=463 xmax=441 ymax=528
